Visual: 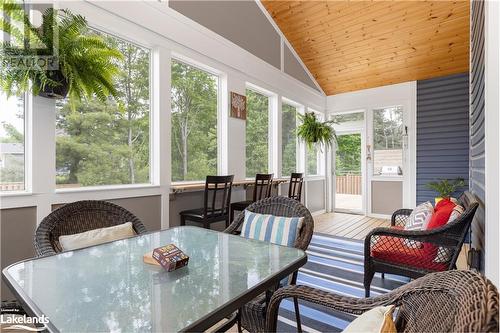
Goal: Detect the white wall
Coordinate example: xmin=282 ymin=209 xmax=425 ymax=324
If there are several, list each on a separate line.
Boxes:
xmin=326 ymin=82 xmax=417 ymax=215
xmin=0 ymin=1 xmax=328 ymax=226
xmin=484 ymin=0 xmax=500 ymax=287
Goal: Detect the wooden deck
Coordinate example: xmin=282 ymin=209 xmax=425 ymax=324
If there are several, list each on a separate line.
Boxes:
xmin=313 ymin=212 xmax=468 ymax=270
xmin=314 ymin=212 xmax=390 ymax=240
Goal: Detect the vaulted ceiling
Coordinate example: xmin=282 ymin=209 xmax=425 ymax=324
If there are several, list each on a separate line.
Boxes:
xmin=262 ymin=1 xmax=470 ymax=95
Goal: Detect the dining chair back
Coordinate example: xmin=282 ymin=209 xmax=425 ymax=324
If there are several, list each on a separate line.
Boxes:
xmin=288 ymin=172 xmax=304 ymax=201
xmin=252 ymin=173 xmax=274 ymax=202
xmin=204 ymin=175 xmax=234 ymax=218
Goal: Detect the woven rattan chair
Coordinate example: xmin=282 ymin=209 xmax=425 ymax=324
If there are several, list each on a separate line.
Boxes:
xmin=364 ymin=192 xmax=479 ymax=297
xmin=266 ymin=270 xmax=499 ymax=333
xmin=34 ymin=200 xmax=147 ymax=257
xmin=224 ymin=196 xmax=314 ymax=333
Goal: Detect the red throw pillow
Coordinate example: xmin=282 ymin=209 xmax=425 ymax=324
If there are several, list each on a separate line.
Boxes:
xmin=426 ymin=199 xmax=456 ymax=230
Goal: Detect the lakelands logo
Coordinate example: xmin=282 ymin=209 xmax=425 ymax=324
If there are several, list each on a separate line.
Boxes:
xmin=1 ymin=314 xmax=49 ymax=331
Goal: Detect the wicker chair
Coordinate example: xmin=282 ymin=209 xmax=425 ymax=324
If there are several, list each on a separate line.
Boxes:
xmin=266 ymin=270 xmax=499 ymax=333
xmin=364 ymin=192 xmax=479 ymax=297
xmin=224 ymin=196 xmax=314 ymax=333
xmin=34 ymin=200 xmax=147 ymax=257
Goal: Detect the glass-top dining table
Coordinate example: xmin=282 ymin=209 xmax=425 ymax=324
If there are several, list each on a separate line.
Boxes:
xmin=2 ymin=226 xmax=307 ymax=332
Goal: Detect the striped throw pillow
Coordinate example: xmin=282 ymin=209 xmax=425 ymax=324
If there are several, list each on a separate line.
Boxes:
xmin=240 ymin=211 xmax=303 ymax=247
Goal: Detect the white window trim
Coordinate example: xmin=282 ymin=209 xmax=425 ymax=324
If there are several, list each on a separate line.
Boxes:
xmin=245 ymin=83 xmax=278 ymax=177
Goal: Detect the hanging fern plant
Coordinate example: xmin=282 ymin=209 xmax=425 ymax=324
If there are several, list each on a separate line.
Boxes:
xmin=296 ymin=112 xmax=336 ymax=149
xmin=0 ymin=1 xmax=123 ymax=108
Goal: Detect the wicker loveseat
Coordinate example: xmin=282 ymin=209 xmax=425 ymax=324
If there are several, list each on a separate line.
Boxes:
xmin=224 ymin=196 xmax=314 ymax=333
xmin=364 ymin=192 xmax=478 ymax=296
xmin=34 ymin=200 xmax=147 ymax=257
xmin=266 ymin=270 xmax=499 ymax=332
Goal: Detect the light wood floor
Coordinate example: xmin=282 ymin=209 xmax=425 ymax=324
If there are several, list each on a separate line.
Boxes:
xmin=314 ymin=212 xmax=390 ymax=240
xmin=313 ymin=212 xmax=468 ymax=270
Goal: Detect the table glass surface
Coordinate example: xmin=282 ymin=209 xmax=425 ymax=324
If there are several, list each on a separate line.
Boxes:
xmin=3 ymin=226 xmax=305 ymax=332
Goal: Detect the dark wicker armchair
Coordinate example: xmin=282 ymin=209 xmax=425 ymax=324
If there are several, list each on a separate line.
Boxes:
xmin=34 ymin=200 xmax=147 ymax=257
xmin=266 ymin=270 xmax=499 ymax=333
xmin=364 ymin=192 xmax=479 ymax=296
xmin=224 ymin=196 xmax=314 ymax=333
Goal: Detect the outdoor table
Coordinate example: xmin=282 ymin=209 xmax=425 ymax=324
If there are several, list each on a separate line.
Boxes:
xmin=2 ymin=226 xmax=306 ymax=332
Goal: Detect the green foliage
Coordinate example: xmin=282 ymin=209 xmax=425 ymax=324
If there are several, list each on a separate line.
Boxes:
xmin=426 ymin=177 xmax=466 ymax=198
xmin=55 ymin=34 xmax=150 ymax=187
xmin=296 ymin=112 xmax=336 ymax=150
xmin=282 ymin=104 xmax=297 ymax=176
xmin=0 ymin=1 xmax=123 ymax=107
xmin=335 ymin=134 xmax=361 ymax=175
xmin=246 ymin=89 xmax=268 ymax=177
xmin=170 ymin=60 xmax=218 ymax=182
xmin=373 ymin=107 xmax=403 ymax=150
xmin=0 ymin=122 xmax=22 ymax=143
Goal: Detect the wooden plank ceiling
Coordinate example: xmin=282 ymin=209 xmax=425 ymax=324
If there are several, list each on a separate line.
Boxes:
xmin=262 ymin=1 xmax=470 ymax=95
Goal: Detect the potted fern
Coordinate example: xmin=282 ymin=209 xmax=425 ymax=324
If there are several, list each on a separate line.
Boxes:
xmin=0 ymin=2 xmax=123 ymax=107
xmin=426 ymin=177 xmax=466 ymax=204
xmin=296 ymin=112 xmax=336 ymax=149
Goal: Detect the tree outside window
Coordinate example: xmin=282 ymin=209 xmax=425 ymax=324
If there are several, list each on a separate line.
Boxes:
xmin=281 ymin=103 xmax=298 ymax=177
xmin=56 ymin=33 xmax=151 ymax=188
xmin=245 ymin=89 xmax=269 ymax=178
xmin=0 ymin=93 xmax=24 ymax=191
xmin=171 ymin=60 xmax=218 ymax=182
xmin=373 ymin=106 xmax=404 ymax=175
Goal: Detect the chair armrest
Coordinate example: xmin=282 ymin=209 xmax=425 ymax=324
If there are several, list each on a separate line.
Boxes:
xmin=391 ymin=209 xmax=413 ymax=227
xmin=265 ymin=285 xmax=397 ymax=332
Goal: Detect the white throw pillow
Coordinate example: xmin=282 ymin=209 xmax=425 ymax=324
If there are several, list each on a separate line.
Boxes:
xmin=342 ymin=305 xmax=396 ymax=333
xmin=403 ymin=201 xmax=433 ymax=249
xmin=59 ymin=222 xmax=136 ymax=251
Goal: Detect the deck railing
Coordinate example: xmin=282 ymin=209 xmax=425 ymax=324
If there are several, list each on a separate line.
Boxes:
xmin=0 ymin=182 xmax=25 ymax=191
xmin=336 ymin=174 xmax=362 ymax=195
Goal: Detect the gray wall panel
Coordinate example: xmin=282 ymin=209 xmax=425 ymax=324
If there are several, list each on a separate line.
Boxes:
xmin=469 ymin=0 xmax=485 ymax=270
xmin=1 ymin=207 xmax=37 ymax=299
xmin=416 ymin=73 xmax=470 ymax=204
xmin=371 ymin=181 xmax=403 ymax=215
xmin=284 ymin=45 xmax=321 ymax=92
xmin=306 ymin=180 xmax=325 ymax=213
xmin=169 ymin=1 xmax=281 ymax=69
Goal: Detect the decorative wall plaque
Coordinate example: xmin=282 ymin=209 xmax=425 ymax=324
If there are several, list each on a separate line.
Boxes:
xmin=230 ymin=92 xmax=247 ymax=120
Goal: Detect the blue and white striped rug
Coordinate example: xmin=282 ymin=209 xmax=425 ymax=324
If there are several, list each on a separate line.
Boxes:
xmin=277 ymin=233 xmax=410 ymax=332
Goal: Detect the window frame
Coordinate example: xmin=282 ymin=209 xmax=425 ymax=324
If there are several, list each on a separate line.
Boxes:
xmin=170 ymin=54 xmax=223 ymax=184
xmin=371 ymin=104 xmax=405 ymax=179
xmin=0 ymin=92 xmax=29 ymax=195
xmin=281 ymin=97 xmax=305 ymax=178
xmin=305 ymin=108 xmax=326 ymax=177
xmin=244 ymin=83 xmax=277 ymax=179
xmin=54 ymin=31 xmax=154 ymax=191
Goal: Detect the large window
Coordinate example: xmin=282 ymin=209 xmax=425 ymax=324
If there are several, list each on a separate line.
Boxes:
xmin=0 ymin=92 xmax=25 ymax=192
xmin=245 ymin=88 xmax=269 ymax=178
xmin=56 ymin=34 xmax=151 ymax=188
xmin=281 ymin=103 xmax=298 ymax=177
xmin=373 ymin=106 xmax=404 ymax=176
xmin=171 ymin=59 xmax=218 ymax=182
xmin=306 ymin=111 xmax=324 ymax=176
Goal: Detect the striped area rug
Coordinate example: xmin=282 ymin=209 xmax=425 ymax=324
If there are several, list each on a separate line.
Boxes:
xmin=277 ymin=233 xmax=410 ymax=332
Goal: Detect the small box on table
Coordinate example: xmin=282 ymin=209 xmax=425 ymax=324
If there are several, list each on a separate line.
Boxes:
xmin=152 ymin=244 xmax=189 ymax=271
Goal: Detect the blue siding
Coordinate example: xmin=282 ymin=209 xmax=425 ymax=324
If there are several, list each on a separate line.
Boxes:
xmin=416 ymin=73 xmax=470 ymax=204
xmin=470 ymin=0 xmax=485 ymax=269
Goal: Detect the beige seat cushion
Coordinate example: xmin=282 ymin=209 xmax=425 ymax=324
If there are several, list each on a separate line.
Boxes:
xmin=342 ymin=305 xmax=396 ymax=333
xmin=59 ymin=222 xmax=136 ymax=251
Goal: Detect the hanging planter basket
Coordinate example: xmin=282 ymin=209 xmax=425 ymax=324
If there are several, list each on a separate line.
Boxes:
xmin=37 ymin=70 xmax=70 ymax=99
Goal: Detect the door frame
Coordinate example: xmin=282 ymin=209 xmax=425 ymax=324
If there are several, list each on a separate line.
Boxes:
xmin=330 ymin=110 xmax=367 ymax=215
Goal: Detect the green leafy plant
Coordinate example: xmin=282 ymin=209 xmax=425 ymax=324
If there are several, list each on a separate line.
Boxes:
xmin=426 ymin=177 xmax=466 ymax=199
xmin=296 ymin=112 xmax=336 ymax=149
xmin=0 ymin=1 xmax=123 ymax=107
